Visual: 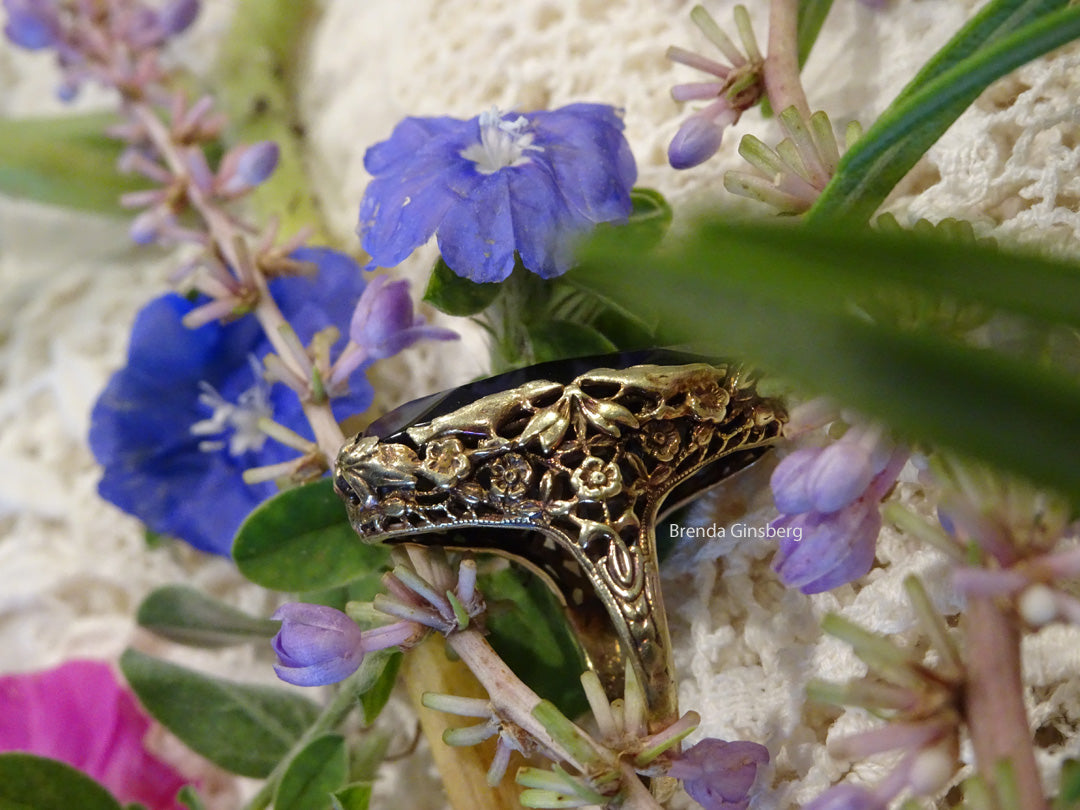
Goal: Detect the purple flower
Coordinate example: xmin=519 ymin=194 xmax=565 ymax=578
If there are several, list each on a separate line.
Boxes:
xmin=272 ymin=603 xmax=367 ymax=686
xmin=217 ymin=140 xmax=280 ymax=196
xmin=3 ymin=0 xmax=61 ymax=49
xmin=157 ymin=0 xmax=199 ymax=36
xmin=349 ymin=274 xmax=458 ymax=360
xmin=771 ymin=499 xmax=882 ymax=594
xmin=0 ymin=660 xmax=190 ymax=809
xmin=769 ymin=424 xmax=907 ymax=593
xmin=357 ymin=104 xmax=637 ymax=282
xmin=88 ymin=248 xmax=373 ymax=556
xmin=669 ymin=738 xmax=769 ymax=810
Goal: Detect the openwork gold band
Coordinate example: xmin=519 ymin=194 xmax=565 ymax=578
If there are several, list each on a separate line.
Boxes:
xmin=334 ymin=354 xmax=786 ymax=732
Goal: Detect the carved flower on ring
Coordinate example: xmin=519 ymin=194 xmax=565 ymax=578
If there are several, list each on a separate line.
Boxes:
xmin=422 ymin=436 xmax=471 ymax=486
xmin=686 ymin=374 xmax=729 ymax=421
xmin=571 ymin=456 xmax=622 ymax=499
xmin=488 ymin=453 xmax=533 ymax=500
xmin=641 ymin=421 xmax=680 ymax=462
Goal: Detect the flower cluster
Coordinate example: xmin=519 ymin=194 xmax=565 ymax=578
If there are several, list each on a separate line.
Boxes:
xmin=666 ymin=4 xmax=764 ymax=169
xmin=358 ymin=104 xmax=637 ymax=282
xmin=769 ymin=404 xmax=907 ymax=593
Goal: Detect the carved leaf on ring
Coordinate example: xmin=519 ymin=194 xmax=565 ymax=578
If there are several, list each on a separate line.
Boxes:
xmin=579 ymin=397 xmax=639 ymax=437
xmin=519 ymin=406 xmax=570 ymax=454
xmin=364 ymin=445 xmax=422 ymax=487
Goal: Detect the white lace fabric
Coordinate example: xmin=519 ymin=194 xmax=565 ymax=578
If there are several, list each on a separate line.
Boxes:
xmin=2 ymin=1 xmax=1079 ymax=806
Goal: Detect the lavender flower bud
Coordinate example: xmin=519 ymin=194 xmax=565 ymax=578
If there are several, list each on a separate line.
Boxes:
xmin=770 ymin=446 xmax=821 ymax=514
xmin=349 ymin=275 xmax=456 ymax=360
xmin=806 ymin=440 xmax=881 ymax=513
xmin=233 ymin=140 xmax=279 ymax=187
xmin=668 ymin=738 xmax=769 ymax=810
xmin=271 ymin=602 xmax=366 ymax=686
xmin=668 ymin=101 xmax=738 ymax=170
xmin=3 ymin=0 xmax=61 ymax=50
xmin=158 ymin=0 xmax=200 ymax=35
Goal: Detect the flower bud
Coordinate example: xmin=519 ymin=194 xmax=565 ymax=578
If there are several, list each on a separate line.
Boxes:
xmin=668 ymin=100 xmax=737 ymax=170
xmin=349 ymin=275 xmax=456 ymax=360
xmin=3 ymin=0 xmax=62 ymax=50
xmin=271 ymin=602 xmax=366 ymax=686
xmin=158 ymin=0 xmax=200 ymax=35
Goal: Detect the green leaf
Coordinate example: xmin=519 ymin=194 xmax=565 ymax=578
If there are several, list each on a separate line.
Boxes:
xmin=0 ymin=113 xmax=149 ymax=216
xmin=796 ymin=0 xmax=835 ymax=67
xmin=331 ymin=783 xmax=373 ymax=810
xmin=358 ymin=651 xmax=402 ymax=724
xmin=176 ymin=786 xmax=206 ymax=810
xmin=808 ymin=4 xmax=1080 ymax=223
xmin=1058 ymin=759 xmax=1080 ymax=808
xmin=233 ymin=478 xmax=391 ymax=592
xmin=893 ymin=0 xmax=1068 ymax=106
xmin=622 ymin=187 xmax=673 ymax=251
xmin=481 ymin=565 xmax=588 ymax=719
xmin=273 ymin=734 xmax=349 ymax=810
xmin=423 ymin=257 xmax=502 ymax=316
xmin=575 ymin=217 xmax=1080 ymax=507
xmin=213 ymin=0 xmax=328 ymax=241
xmin=136 ymin=585 xmax=279 ymax=647
xmin=0 ymin=754 xmax=123 ymax=810
xmin=528 ymin=320 xmax=617 ymax=364
xmin=119 ymin=649 xmax=320 ymax=778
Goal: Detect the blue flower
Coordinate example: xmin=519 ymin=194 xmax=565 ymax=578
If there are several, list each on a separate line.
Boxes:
xmin=88 ymin=248 xmax=372 ymax=556
xmin=668 ymin=738 xmax=770 ymax=810
xmin=272 ymin=603 xmax=366 ymax=687
xmin=357 ymin=104 xmax=637 ymax=283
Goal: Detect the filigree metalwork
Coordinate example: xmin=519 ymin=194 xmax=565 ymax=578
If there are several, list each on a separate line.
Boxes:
xmin=335 ymin=355 xmax=786 ymax=731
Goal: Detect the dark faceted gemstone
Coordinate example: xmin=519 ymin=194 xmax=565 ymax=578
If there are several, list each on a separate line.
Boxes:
xmin=365 ymin=348 xmax=720 ymax=441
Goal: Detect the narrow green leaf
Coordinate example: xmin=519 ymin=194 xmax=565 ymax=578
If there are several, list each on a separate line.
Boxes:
xmin=136 ymin=585 xmax=279 ymax=647
xmin=0 ymin=113 xmax=149 ymax=216
xmin=213 ymin=0 xmax=327 ymax=240
xmin=796 ymin=0 xmax=835 ymax=67
xmin=808 ymin=5 xmax=1080 ymax=223
xmin=575 ymin=220 xmax=1080 ymax=506
xmin=273 ymin=734 xmax=349 ymax=810
xmin=482 ymin=566 xmax=588 ymax=719
xmin=358 ymin=651 xmax=402 ymax=725
xmin=893 ymin=0 xmax=1068 ymax=106
xmin=119 ymin=649 xmax=320 ymax=778
xmin=528 ymin=320 xmax=617 ymax=364
xmin=331 ymin=782 xmax=373 ymax=810
xmin=423 ymin=257 xmax=502 ymax=316
xmin=233 ymin=478 xmax=391 ymax=592
xmin=0 ymin=753 xmax=123 ymax=810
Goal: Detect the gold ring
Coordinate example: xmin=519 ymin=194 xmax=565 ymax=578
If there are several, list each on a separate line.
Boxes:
xmin=334 ymin=351 xmax=785 ymax=732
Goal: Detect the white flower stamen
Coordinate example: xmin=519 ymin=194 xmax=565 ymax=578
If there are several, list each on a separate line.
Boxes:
xmin=190 ymin=356 xmax=274 ymax=456
xmin=460 ymin=107 xmax=541 ymax=174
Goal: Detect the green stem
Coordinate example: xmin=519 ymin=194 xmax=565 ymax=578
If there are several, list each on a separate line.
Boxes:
xmin=243 ymin=653 xmax=389 ymax=810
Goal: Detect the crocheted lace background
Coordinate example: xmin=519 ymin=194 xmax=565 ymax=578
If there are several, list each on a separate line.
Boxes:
xmin=2 ymin=1 xmax=1079 ymax=807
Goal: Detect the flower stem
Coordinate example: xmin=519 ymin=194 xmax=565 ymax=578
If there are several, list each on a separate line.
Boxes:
xmin=243 ymin=652 xmax=392 ymax=810
xmin=763 ymin=0 xmax=812 ymax=122
xmin=963 ymin=596 xmax=1047 ymax=810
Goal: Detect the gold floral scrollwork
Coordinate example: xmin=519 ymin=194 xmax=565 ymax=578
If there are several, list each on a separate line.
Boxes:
xmin=640 ymin=420 xmax=680 ymax=462
xmin=571 ymin=456 xmax=622 ymax=500
xmin=684 ymin=371 xmax=730 ymax=421
xmin=602 ymin=534 xmax=643 ymax=600
xmin=487 ymin=452 xmax=534 ymax=501
xmin=421 ymin=436 xmax=471 ymax=487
